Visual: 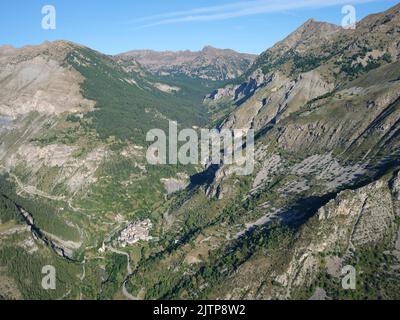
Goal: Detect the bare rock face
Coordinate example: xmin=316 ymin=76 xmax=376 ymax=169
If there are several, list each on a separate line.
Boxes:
xmin=161 ymin=173 xmax=189 ymax=195
xmin=269 ymin=172 xmax=399 ymax=299
xmin=205 ymin=69 xmax=271 ymax=103
xmin=118 ymin=46 xmax=257 ymax=81
xmin=0 ymin=41 xmax=94 ymax=117
xmin=2 ymin=143 xmax=108 ymax=195
xmin=393 ymin=171 xmax=400 ymax=199
xmin=268 ymin=18 xmax=341 ymax=55
xmin=319 ymin=178 xmax=395 ymax=246
xmin=252 ymin=154 xmax=283 ymax=189
xmin=207 ymin=65 xmax=334 ymax=139
xmin=0 ymin=41 xmax=107 ymax=198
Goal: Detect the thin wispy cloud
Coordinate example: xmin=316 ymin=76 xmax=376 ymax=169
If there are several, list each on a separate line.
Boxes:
xmin=131 ymin=0 xmax=379 ymax=29
xmin=131 ymin=1 xmax=263 ymax=23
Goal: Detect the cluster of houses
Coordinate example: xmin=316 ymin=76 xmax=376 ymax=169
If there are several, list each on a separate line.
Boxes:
xmin=118 ymin=219 xmax=153 ymax=247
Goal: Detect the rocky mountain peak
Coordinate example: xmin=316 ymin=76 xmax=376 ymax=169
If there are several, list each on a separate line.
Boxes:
xmin=0 ymin=40 xmax=77 ymax=62
xmin=272 ymin=18 xmax=340 ymax=54
xmin=202 ymin=45 xmax=217 ymax=52
xmin=303 ymin=17 xmax=317 ymax=25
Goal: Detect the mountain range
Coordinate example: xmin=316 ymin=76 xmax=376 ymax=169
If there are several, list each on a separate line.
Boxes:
xmin=118 ymin=46 xmax=257 ymax=81
xmin=0 ymin=3 xmax=399 ymax=300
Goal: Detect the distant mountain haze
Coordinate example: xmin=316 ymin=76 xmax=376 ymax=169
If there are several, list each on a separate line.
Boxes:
xmin=118 ymin=46 xmax=257 ymax=81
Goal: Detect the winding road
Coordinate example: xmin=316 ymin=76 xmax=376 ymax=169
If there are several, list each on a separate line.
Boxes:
xmin=106 ymin=245 xmax=140 ymax=300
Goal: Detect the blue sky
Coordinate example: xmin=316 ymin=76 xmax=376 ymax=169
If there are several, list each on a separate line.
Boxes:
xmin=0 ymin=0 xmax=398 ymax=54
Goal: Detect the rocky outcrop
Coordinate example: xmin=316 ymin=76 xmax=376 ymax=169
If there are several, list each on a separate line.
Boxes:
xmin=318 ymin=178 xmax=395 ymax=246
xmin=204 ymin=69 xmax=271 ymax=103
xmin=0 ymin=41 xmax=94 ymax=117
xmin=2 ymin=143 xmax=108 ymax=195
xmin=161 ymin=173 xmax=189 ymax=195
xmin=270 ymin=171 xmax=399 ymax=298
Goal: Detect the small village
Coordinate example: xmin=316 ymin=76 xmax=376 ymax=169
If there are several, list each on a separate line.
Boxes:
xmin=118 ymin=219 xmax=153 ymax=247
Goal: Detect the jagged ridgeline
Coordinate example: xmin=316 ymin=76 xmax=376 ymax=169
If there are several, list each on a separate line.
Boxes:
xmin=118 ymin=46 xmax=257 ymax=81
